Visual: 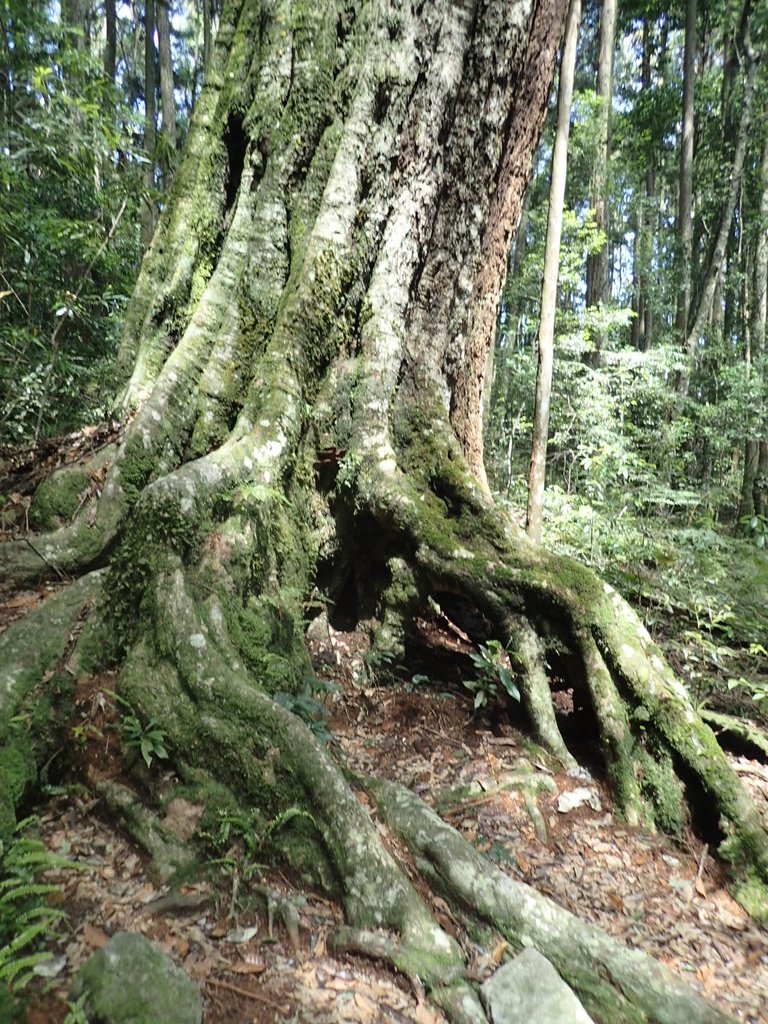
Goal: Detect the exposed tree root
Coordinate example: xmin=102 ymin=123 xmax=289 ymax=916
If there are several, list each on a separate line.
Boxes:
xmin=4 ymin=388 xmax=767 ymax=1024
xmin=368 ymin=777 xmax=735 ymax=1024
xmin=505 ymin=612 xmax=577 ymax=770
xmin=343 ymin=421 xmax=768 ymax=885
xmin=700 ymin=709 xmax=768 ymax=760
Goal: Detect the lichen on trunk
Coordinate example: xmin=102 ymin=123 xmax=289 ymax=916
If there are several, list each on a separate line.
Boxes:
xmin=1 ymin=2 xmax=766 ymax=1021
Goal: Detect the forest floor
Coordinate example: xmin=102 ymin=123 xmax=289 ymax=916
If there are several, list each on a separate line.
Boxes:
xmin=2 ymin=432 xmax=768 ymax=1023
xmin=3 ymin=605 xmax=768 ymax=1024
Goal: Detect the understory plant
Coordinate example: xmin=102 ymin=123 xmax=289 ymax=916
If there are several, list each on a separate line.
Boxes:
xmin=114 ymin=694 xmax=169 ymax=769
xmin=0 ymin=818 xmax=74 ymax=998
xmin=464 ymin=640 xmax=521 ymax=709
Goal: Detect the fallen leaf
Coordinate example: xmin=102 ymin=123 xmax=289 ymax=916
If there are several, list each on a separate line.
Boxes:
xmin=414 ymin=998 xmax=443 ymax=1024
xmin=492 ymin=939 xmax=509 ymax=963
xmin=226 ymin=925 xmax=259 ymax=943
xmin=607 ymin=891 xmax=625 ymax=912
xmin=82 ymin=923 xmax=109 ymax=948
xmin=229 ymin=960 xmax=266 ymax=975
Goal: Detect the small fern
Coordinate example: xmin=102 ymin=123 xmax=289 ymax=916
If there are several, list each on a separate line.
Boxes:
xmin=63 ymin=991 xmax=89 ymax=1023
xmin=0 ymin=818 xmax=76 ymax=993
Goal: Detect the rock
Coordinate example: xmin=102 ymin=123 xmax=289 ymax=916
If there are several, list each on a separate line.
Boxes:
xmin=480 ymin=947 xmax=594 ymax=1024
xmin=556 ymin=786 xmax=602 ymax=813
xmin=72 ymin=932 xmax=202 ymax=1024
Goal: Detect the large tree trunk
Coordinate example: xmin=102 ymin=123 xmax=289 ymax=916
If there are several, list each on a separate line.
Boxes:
xmin=1 ymin=2 xmax=766 ymax=1020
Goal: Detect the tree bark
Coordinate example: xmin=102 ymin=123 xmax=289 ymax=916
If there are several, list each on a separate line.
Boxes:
xmin=203 ymin=0 xmax=212 ymax=74
xmin=157 ymin=0 xmax=177 ymax=188
xmin=105 ymin=0 xmax=117 ymax=83
xmin=142 ymin=0 xmax=157 ymax=246
xmin=62 ymin=0 xmax=89 ymax=49
xmin=2 ymin=2 xmax=766 ymax=1019
xmin=677 ymin=9 xmax=756 ymax=398
xmin=632 ymin=16 xmax=656 ymax=352
xmin=526 ymin=0 xmax=580 ymax=543
xmin=675 ymin=0 xmax=696 ymax=337
xmin=584 ymin=0 xmax=616 ymax=360
xmin=738 ymin=132 xmax=768 ymax=523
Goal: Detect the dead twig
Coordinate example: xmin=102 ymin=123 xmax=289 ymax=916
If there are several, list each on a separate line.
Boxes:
xmin=206 ymin=976 xmax=285 ymax=1013
xmin=23 ymin=536 xmax=66 ymax=579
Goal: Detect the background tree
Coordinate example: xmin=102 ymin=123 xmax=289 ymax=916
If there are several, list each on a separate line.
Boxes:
xmin=676 ymin=0 xmax=696 ymax=338
xmin=527 ymin=0 xmax=582 ymax=543
xmin=678 ymin=1 xmax=756 ymax=398
xmin=584 ymin=0 xmax=617 ymax=359
xmin=157 ymin=0 xmax=178 ymax=187
xmin=0 ymin=0 xmax=145 ymax=442
xmin=142 ymin=0 xmax=158 ymax=244
xmin=105 ymin=0 xmax=117 ymax=82
xmin=0 ymin=0 xmax=206 ymax=443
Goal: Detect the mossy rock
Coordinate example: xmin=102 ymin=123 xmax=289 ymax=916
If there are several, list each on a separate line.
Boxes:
xmin=29 ymin=468 xmax=90 ymax=531
xmin=72 ymin=932 xmax=202 ymax=1024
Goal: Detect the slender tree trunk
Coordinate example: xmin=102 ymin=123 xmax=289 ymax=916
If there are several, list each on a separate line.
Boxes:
xmin=203 ymin=0 xmax=212 ymax=74
xmin=527 ymin=0 xmax=581 ymax=543
xmin=105 ymin=0 xmax=117 ymax=82
xmin=62 ymin=0 xmax=88 ymax=49
xmin=677 ymin=24 xmax=756 ymax=398
xmin=142 ymin=0 xmax=157 ymax=246
xmin=676 ymin=0 xmax=696 ymax=336
xmin=739 ymin=133 xmax=768 ymax=522
xmin=631 ymin=201 xmax=644 ymax=349
xmin=486 ymin=187 xmax=532 ymax=492
xmin=157 ymin=0 xmax=177 ymax=188
xmin=636 ymin=17 xmax=655 ymax=350
xmin=584 ymin=0 xmax=616 ymax=360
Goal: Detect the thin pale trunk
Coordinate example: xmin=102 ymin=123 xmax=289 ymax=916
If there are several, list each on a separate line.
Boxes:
xmin=142 ymin=0 xmax=157 ymax=246
xmin=631 ymin=202 xmax=643 ymax=349
xmin=585 ymin=0 xmax=616 ymax=358
xmin=637 ymin=18 xmax=654 ymax=350
xmin=676 ymin=0 xmax=696 ymax=335
xmin=526 ymin=0 xmax=581 ymax=542
xmin=157 ymin=0 xmax=176 ymax=187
